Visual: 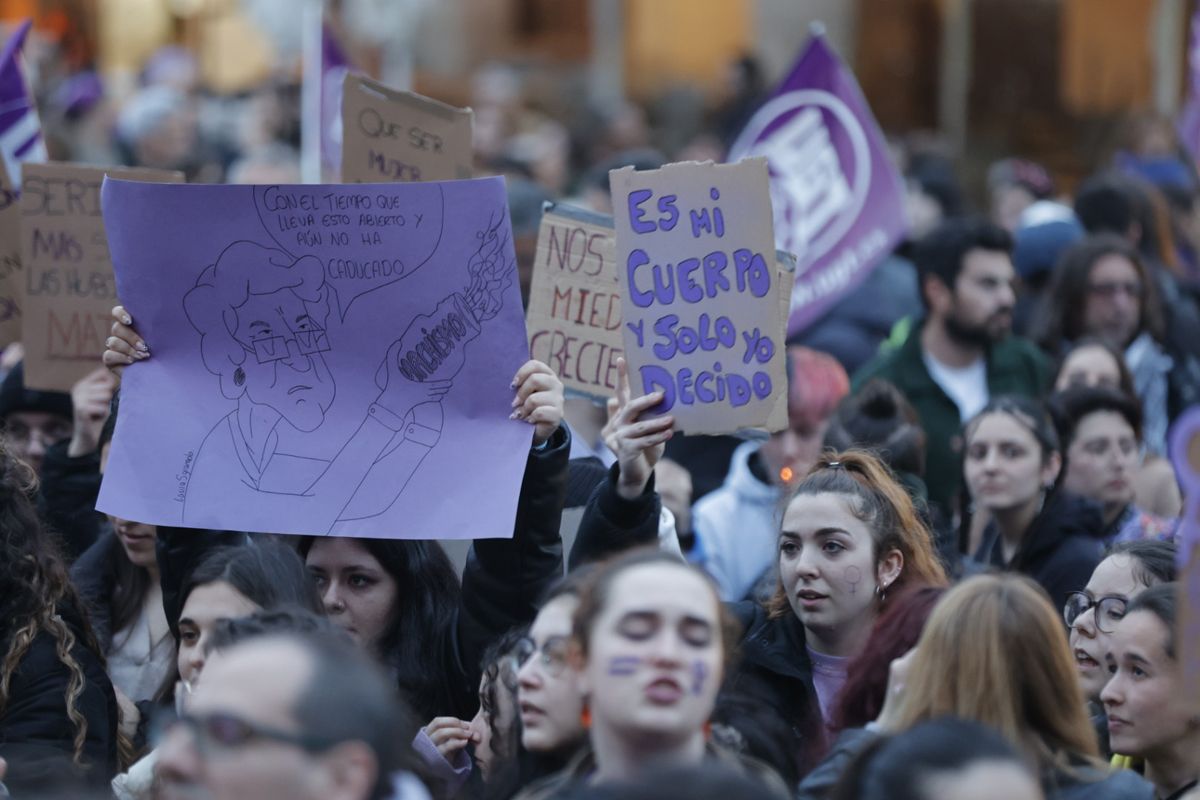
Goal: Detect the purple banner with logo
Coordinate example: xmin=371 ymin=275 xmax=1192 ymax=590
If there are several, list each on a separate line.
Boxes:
xmin=0 ymin=20 xmax=46 ymax=190
xmin=728 ymin=29 xmax=907 ymax=337
xmin=1180 ymin=8 xmax=1200 ymax=162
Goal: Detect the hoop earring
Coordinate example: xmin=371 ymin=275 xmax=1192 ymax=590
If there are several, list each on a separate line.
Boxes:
xmin=233 ymin=367 xmax=246 ymax=387
xmin=875 ymin=582 xmax=889 ymax=604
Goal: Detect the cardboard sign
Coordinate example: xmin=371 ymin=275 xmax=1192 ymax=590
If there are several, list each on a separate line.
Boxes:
xmin=526 ymin=202 xmax=622 ymax=398
xmin=611 ymin=158 xmax=788 ymax=435
xmin=99 ymin=177 xmax=531 ymax=540
xmin=20 ymin=162 xmax=183 ymax=392
xmin=1170 ymin=409 xmax=1200 ymax=703
xmin=0 ymin=156 xmax=21 ymax=345
xmin=341 ymin=74 xmax=473 ymax=184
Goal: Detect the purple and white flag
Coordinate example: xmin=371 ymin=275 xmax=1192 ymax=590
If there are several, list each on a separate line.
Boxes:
xmin=1179 ymin=8 xmax=1200 ymax=163
xmin=0 ymin=20 xmax=45 ymax=190
xmin=319 ymin=22 xmax=350 ymax=178
xmin=728 ymin=28 xmax=907 ymax=337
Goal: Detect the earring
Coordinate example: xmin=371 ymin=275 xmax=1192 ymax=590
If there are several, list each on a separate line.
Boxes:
xmin=233 ymin=367 xmax=245 ymax=387
xmin=875 ymin=582 xmax=889 ymax=604
xmin=580 ymin=702 xmax=591 ymax=729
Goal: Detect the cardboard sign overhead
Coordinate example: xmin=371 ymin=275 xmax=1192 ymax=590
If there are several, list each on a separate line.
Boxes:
xmin=611 ymin=158 xmax=788 ymax=435
xmin=20 ymin=162 xmax=184 ymax=392
xmin=341 ymin=73 xmax=474 ymax=184
xmin=0 ymin=156 xmax=21 ymax=345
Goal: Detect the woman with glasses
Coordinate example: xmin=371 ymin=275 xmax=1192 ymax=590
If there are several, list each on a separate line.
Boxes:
xmin=1035 ymin=234 xmax=1200 ymax=457
xmin=963 ymin=395 xmax=1106 ymax=610
xmin=1064 ymin=539 xmax=1175 ymax=757
xmin=1101 ymin=584 xmax=1200 ymax=799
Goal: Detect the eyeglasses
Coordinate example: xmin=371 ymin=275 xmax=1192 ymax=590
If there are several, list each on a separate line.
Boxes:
xmin=515 ymin=635 xmax=570 ymax=678
xmin=1086 ymin=281 xmax=1142 ymax=300
xmin=1063 ymin=592 xmax=1127 ymax=634
xmin=242 ymin=321 xmax=331 ymax=365
xmin=154 ymin=709 xmax=336 ymax=755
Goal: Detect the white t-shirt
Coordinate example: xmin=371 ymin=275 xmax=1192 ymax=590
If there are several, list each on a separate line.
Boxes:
xmin=923 ymin=351 xmax=988 ymax=422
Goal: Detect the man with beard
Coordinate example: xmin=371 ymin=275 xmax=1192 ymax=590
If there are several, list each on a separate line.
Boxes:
xmin=854 ymin=218 xmax=1050 ymax=517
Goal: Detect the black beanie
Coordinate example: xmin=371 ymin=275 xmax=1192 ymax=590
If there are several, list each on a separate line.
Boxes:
xmin=0 ymin=362 xmax=73 ymax=421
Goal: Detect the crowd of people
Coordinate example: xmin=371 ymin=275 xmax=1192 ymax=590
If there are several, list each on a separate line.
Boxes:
xmin=0 ymin=28 xmax=1195 ymax=800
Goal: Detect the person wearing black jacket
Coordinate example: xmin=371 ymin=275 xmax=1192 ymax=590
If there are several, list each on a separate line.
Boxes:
xmin=963 ymin=395 xmax=1105 ymax=610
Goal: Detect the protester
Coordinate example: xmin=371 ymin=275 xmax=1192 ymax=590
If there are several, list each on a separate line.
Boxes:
xmin=962 ymin=395 xmax=1105 ymax=608
xmin=694 ymin=346 xmax=850 ymax=601
xmin=1101 ymin=584 xmax=1199 ymax=799
xmin=1052 ymin=338 xmax=1181 ymax=516
xmin=799 ymin=574 xmax=1153 ymax=799
xmin=515 ymin=549 xmax=785 ymax=798
xmin=0 ymin=442 xmax=119 ymax=793
xmin=1065 ymin=540 xmax=1176 ymax=756
xmin=1050 ymin=386 xmax=1178 ymax=542
xmin=154 ymin=628 xmax=424 ymax=800
xmin=828 ymin=717 xmax=1044 ymax=800
xmin=1036 ymin=234 xmax=1200 ymax=455
xmin=855 ymin=217 xmax=1050 ymax=518
xmin=0 ymin=361 xmax=74 ymax=477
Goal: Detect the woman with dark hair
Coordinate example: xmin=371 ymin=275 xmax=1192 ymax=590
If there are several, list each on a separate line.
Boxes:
xmin=962 ymin=395 xmax=1106 ymax=609
xmin=1101 ymin=584 xmax=1199 ymax=799
xmin=1066 ymin=540 xmax=1175 ymax=758
xmin=0 ymin=444 xmax=119 ymax=793
xmin=1052 ymin=339 xmax=1181 ymax=518
xmin=1035 ymin=234 xmax=1200 ymax=455
xmin=1050 ymin=386 xmax=1178 ymax=543
xmin=828 ymin=717 xmax=1042 ymax=800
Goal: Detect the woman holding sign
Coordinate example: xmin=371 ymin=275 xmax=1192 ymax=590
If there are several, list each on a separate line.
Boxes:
xmin=570 ymin=359 xmax=947 ymax=779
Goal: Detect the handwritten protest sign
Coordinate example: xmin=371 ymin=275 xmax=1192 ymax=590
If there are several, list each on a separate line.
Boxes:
xmin=611 ymin=159 xmax=788 ymax=435
xmin=0 ymin=156 xmax=21 ymax=345
xmin=98 ymin=177 xmax=530 ymax=540
xmin=20 ymin=162 xmax=183 ymax=392
xmin=1170 ymin=409 xmax=1200 ymax=702
xmin=527 ymin=202 xmax=622 ymax=398
xmin=341 ymin=74 xmax=473 ymax=184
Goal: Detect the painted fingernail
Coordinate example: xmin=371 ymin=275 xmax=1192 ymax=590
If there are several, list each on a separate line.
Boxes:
xmin=136 ymin=341 xmax=148 ymax=352
xmin=511 ymin=396 xmax=519 ymax=408
xmin=122 ymin=314 xmax=132 ymax=325
xmin=136 ymin=351 xmax=149 ymax=359
xmin=509 ymin=412 xmax=519 ymax=420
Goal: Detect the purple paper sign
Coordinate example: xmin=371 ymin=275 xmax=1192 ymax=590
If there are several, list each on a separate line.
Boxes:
xmin=727 ymin=29 xmax=908 ymax=337
xmin=1181 ymin=9 xmax=1200 ymax=162
xmin=98 ymin=177 xmax=531 ymax=540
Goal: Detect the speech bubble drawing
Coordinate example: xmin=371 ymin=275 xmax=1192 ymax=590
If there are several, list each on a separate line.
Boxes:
xmin=252 ymin=182 xmax=445 ymax=320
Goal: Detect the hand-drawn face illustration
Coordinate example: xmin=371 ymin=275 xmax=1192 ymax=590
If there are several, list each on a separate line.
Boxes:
xmin=185 ymin=242 xmax=335 ymax=432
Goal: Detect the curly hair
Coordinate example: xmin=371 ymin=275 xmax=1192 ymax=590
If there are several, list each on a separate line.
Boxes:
xmin=0 ymin=445 xmax=109 ymax=767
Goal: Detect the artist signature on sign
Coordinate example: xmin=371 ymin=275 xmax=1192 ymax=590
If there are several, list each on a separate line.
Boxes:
xmin=174 ymin=450 xmax=194 ymax=503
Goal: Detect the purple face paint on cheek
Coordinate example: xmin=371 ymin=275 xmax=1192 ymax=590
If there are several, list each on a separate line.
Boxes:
xmin=843 ymin=565 xmax=862 ymax=595
xmin=607 ymin=656 xmax=640 ymax=676
xmin=690 ymin=661 xmax=709 ymax=696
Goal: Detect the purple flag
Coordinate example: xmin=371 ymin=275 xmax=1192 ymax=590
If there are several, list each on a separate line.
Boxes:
xmin=98 ymin=177 xmax=531 ymax=540
xmin=320 ymin=23 xmax=350 ymax=177
xmin=728 ymin=29 xmax=907 ymax=337
xmin=0 ymin=20 xmax=45 ymax=190
xmin=1180 ymin=8 xmax=1200 ymax=162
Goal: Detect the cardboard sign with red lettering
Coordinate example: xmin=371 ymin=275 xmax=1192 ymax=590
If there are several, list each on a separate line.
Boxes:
xmin=341 ymin=74 xmax=473 ymax=184
xmin=0 ymin=157 xmax=20 ymax=346
xmin=21 ymin=162 xmax=183 ymax=392
xmin=526 ymin=202 xmax=622 ymax=398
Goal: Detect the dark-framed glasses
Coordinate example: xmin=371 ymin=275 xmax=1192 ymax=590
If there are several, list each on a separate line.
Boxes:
xmin=153 ymin=709 xmax=335 ymax=755
xmin=1063 ymin=592 xmax=1127 ymax=634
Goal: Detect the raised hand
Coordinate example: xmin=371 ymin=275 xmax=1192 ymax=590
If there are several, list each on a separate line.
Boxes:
xmin=607 ymin=357 xmax=674 ymax=500
xmin=68 ymin=367 xmax=117 ymax=457
xmin=511 ymin=360 xmax=564 ymax=446
xmin=423 ymin=716 xmax=476 ymax=761
xmin=103 ymin=305 xmax=149 ymax=377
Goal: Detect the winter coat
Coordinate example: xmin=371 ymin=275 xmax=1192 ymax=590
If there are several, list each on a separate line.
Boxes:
xmin=692 ymin=441 xmax=783 ymax=602
xmin=974 ymin=491 xmax=1106 ymax=613
xmin=854 ymin=319 xmax=1051 ymax=515
xmin=0 ymin=607 xmax=119 ymax=794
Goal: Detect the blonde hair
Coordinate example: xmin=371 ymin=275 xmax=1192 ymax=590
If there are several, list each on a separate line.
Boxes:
xmin=892 ymin=573 xmax=1101 ymax=771
xmin=767 ymin=449 xmax=947 ymax=618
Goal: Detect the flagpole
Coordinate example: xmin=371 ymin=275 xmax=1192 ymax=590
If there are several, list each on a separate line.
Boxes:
xmin=300 ymin=0 xmax=323 ymax=185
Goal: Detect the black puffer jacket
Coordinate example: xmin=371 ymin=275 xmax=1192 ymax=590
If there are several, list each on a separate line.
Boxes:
xmin=0 ymin=607 xmax=119 ymax=794
xmin=973 ymin=491 xmax=1106 ymax=611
